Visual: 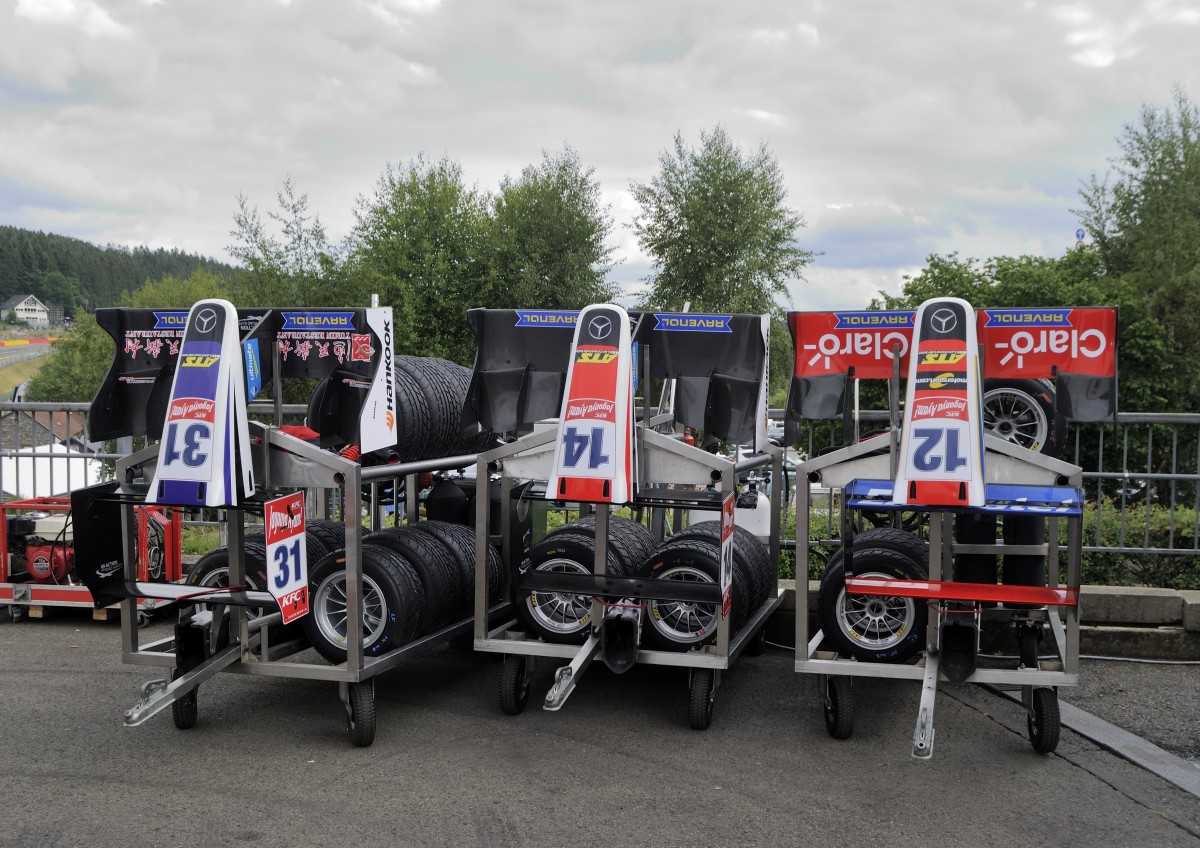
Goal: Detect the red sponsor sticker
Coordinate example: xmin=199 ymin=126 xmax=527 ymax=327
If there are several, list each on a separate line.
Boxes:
xmin=351 ymin=333 xmax=374 ymax=362
xmin=978 ymin=308 xmax=1117 ymax=379
xmin=167 ymin=397 xmax=217 ymax=422
xmin=790 ymin=311 xmax=913 ymax=379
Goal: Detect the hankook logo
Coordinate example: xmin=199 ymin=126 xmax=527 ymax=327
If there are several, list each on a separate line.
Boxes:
xmin=194 ymin=308 xmax=218 ymax=333
xmin=930 ymin=308 xmax=957 ymax=334
xmin=587 ymin=315 xmax=612 ymax=340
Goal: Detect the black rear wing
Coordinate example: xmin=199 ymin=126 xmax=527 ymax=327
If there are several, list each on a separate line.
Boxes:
xmin=461 ymin=308 xmax=770 ymax=447
xmin=89 ymin=307 xmax=394 ymax=450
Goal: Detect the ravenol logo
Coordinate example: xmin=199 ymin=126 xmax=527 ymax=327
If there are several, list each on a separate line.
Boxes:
xmin=984 ymin=309 xmax=1072 ymax=327
xmin=515 ymin=310 xmax=578 ymax=327
xmin=153 ymin=311 xmax=190 ymax=330
xmin=654 ymin=314 xmax=732 ymax=333
xmin=281 ymin=311 xmax=355 ymax=331
xmin=834 ymin=311 xmax=914 ymax=329
xmin=181 ymin=354 xmax=220 ymax=368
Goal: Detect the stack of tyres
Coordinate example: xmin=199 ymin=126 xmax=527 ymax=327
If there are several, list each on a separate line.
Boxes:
xmin=302 ymin=520 xmax=507 ymax=664
xmin=514 ymin=515 xmax=656 ymax=644
xmin=390 ymin=356 xmax=497 ymax=461
xmin=640 ymin=521 xmax=774 ymax=651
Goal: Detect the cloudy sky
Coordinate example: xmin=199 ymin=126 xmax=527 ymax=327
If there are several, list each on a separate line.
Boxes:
xmin=2 ymin=0 xmax=1198 ymax=311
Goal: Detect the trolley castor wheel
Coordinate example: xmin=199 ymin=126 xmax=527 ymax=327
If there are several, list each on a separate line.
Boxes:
xmin=688 ymin=668 xmax=716 ymax=730
xmin=823 ymin=675 xmax=854 ymax=740
xmin=172 ymin=690 xmax=198 ymax=730
xmin=344 ymin=681 xmax=376 ymax=748
xmin=1027 ymin=687 xmax=1060 ymax=754
xmin=499 ymin=655 xmax=531 ymax=716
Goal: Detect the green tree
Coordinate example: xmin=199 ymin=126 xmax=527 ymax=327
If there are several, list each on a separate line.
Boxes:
xmin=31 ymin=269 xmax=81 ymax=316
xmin=119 ymin=269 xmax=232 ymax=308
xmin=491 ymin=145 xmax=617 ymax=309
xmin=1075 ymin=86 xmax=1200 ymax=405
xmin=23 ymin=314 xmax=113 ymax=402
xmin=228 ymin=177 xmax=363 ymax=309
xmin=349 ymin=155 xmax=493 ymax=363
xmin=24 ymin=270 xmax=235 ymax=403
xmin=631 ymin=126 xmax=815 ymax=316
xmin=877 ymin=250 xmax=1171 ymax=412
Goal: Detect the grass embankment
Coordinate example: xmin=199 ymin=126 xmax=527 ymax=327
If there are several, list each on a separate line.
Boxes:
xmin=0 ymin=356 xmax=48 ymax=398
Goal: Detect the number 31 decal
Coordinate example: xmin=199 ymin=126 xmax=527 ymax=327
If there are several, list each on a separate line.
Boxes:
xmin=162 ymin=421 xmax=211 ymax=468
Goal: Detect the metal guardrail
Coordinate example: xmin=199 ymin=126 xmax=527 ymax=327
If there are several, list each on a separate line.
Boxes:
xmin=0 ymin=400 xmax=307 ymax=508
xmin=3 ymin=402 xmax=1198 ymax=575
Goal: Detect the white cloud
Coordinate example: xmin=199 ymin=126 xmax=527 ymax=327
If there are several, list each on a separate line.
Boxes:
xmin=15 ymin=0 xmax=131 ymax=38
xmin=0 ymin=0 xmax=1197 ymax=298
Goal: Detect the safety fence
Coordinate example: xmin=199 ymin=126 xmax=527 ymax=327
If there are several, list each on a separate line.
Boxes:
xmin=2 ymin=401 xmax=1198 ymax=585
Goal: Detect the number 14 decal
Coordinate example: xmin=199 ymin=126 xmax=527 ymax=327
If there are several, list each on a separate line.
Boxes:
xmin=911 ymin=427 xmax=967 ymax=473
xmin=562 ymin=426 xmax=610 ymax=469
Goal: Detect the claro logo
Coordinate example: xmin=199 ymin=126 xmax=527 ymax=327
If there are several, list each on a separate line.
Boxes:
xmin=804 ymin=331 xmax=910 ymax=370
xmin=995 ymin=328 xmax=1107 ymax=369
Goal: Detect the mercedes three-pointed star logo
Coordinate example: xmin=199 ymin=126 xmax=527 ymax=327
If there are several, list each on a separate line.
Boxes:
xmin=588 ymin=315 xmax=612 ymax=340
xmin=930 ymin=308 xmax=957 ymax=334
xmin=194 ymin=308 xmax=218 ymax=334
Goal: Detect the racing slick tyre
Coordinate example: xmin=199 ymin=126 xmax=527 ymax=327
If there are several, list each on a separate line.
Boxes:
xmin=669 ymin=520 xmax=773 ymax=612
xmin=641 ymin=537 xmax=750 ymax=652
xmin=547 ymin=514 xmax=656 ymax=579
xmin=514 ymin=531 xmax=625 ymax=644
xmin=363 ymin=527 xmax=460 ymax=635
xmin=982 ymin=378 xmax=1065 ymax=459
xmin=302 ymin=543 xmax=423 ymax=665
xmin=818 ymin=529 xmax=929 ymax=663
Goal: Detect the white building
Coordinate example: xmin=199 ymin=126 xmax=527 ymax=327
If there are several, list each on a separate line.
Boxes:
xmin=1 ymin=294 xmax=51 ymax=328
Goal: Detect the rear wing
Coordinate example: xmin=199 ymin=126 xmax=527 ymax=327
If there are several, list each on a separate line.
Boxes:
xmin=786 ymin=306 xmax=1118 ymax=424
xmin=461 ymin=308 xmax=770 ymax=449
xmin=89 ymin=306 xmax=397 ymax=454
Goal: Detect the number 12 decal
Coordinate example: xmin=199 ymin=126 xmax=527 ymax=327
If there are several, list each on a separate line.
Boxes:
xmin=911 ymin=427 xmax=967 ymax=473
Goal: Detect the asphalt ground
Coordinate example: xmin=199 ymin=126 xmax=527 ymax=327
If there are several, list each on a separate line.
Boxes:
xmin=2 ymin=608 xmax=1199 ymax=848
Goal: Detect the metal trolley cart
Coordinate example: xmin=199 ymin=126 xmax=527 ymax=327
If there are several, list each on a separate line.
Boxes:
xmin=462 ymin=306 xmax=786 ymax=728
xmin=71 ymin=302 xmax=510 ymax=746
xmin=785 ymin=300 xmax=1119 ymax=758
xmin=794 ymin=435 xmax=1084 ymax=756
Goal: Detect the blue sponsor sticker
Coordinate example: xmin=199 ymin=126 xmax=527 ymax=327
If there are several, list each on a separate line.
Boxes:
xmin=833 ymin=311 xmax=914 ymax=329
xmin=653 ymin=313 xmax=732 ymax=332
xmin=983 ymin=309 xmax=1073 ymax=327
xmin=515 ymin=310 xmax=578 ymax=327
xmin=281 ymin=311 xmax=355 ymax=331
xmin=243 ymin=338 xmax=262 ymax=402
xmin=153 ymin=311 xmax=190 ymax=330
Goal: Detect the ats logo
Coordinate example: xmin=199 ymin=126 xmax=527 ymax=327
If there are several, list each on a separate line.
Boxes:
xmin=181 ymin=354 xmax=220 ymax=368
xmin=920 ymin=352 xmax=965 ymax=366
xmin=576 ymin=350 xmax=618 ymax=364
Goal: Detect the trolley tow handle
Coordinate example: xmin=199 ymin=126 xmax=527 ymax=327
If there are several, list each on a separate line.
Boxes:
xmin=544 ymin=631 xmax=602 ymax=712
xmin=123 ymin=642 xmax=242 ymax=727
xmin=912 ymin=646 xmax=941 ymax=760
